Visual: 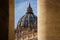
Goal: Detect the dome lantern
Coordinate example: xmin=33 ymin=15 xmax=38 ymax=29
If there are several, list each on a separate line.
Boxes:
xmin=26 ymin=3 xmax=33 ymax=14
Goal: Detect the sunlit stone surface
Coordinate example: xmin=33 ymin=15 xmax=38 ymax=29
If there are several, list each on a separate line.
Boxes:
xmin=38 ymin=0 xmax=60 ymax=40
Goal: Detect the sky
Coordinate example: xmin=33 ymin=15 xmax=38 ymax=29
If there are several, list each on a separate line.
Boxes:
xmin=14 ymin=0 xmax=37 ymax=29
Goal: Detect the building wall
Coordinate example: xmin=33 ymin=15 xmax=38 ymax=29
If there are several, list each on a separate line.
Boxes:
xmin=38 ymin=0 xmax=60 ymax=40
xmin=15 ymin=32 xmax=37 ymax=40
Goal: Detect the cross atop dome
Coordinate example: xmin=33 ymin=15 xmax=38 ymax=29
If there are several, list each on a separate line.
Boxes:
xmin=28 ymin=2 xmax=31 ymax=8
xmin=26 ymin=1 xmax=33 ymax=14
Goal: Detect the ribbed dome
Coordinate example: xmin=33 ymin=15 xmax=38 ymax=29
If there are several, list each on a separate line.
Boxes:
xmin=18 ymin=14 xmax=37 ymax=27
xmin=15 ymin=2 xmax=37 ymax=40
xmin=17 ymin=3 xmax=37 ymax=31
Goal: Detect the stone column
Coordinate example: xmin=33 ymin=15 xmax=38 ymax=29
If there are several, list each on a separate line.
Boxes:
xmin=38 ymin=0 xmax=46 ymax=40
xmin=9 ymin=0 xmax=14 ymax=40
xmin=38 ymin=0 xmax=60 ymax=40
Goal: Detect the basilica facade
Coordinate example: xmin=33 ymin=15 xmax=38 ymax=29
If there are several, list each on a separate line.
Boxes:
xmin=15 ymin=3 xmax=37 ymax=40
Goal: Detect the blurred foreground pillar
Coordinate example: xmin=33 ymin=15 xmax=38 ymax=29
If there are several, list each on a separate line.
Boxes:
xmin=9 ymin=0 xmax=14 ymax=40
xmin=38 ymin=0 xmax=60 ymax=40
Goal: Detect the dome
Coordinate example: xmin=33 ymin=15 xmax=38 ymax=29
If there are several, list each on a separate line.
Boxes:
xmin=17 ymin=3 xmax=37 ymax=31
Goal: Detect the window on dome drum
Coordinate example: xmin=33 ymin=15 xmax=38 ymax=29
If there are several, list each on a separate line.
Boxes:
xmin=14 ymin=0 xmax=38 ymax=40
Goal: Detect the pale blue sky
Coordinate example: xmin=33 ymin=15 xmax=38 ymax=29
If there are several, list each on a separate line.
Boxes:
xmin=14 ymin=0 xmax=37 ymax=29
